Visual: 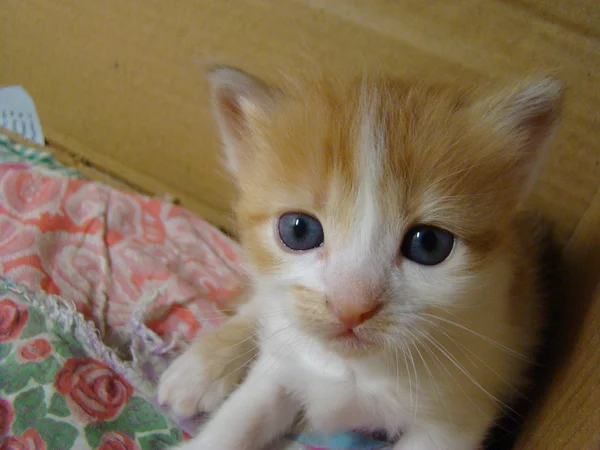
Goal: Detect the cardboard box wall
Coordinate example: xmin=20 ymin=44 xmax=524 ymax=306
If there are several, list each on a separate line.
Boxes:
xmin=1 ymin=1 xmax=599 ymax=447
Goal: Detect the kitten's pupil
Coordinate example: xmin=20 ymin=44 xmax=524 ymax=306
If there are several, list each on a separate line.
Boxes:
xmin=278 ymin=212 xmax=324 ymax=251
xmin=292 ymin=217 xmax=308 ymax=239
xmin=420 ymin=229 xmax=438 ymax=252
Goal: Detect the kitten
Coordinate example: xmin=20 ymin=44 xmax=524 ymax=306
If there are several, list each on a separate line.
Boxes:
xmin=158 ymin=67 xmax=562 ymax=450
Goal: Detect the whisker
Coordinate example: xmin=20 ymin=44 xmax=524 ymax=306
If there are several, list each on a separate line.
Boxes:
xmin=212 ymin=347 xmax=259 ymax=386
xmin=409 ymin=314 xmax=480 ymax=368
xmin=251 ymin=326 xmax=296 ymax=381
xmin=212 ymin=325 xmax=291 ymax=385
xmin=406 ymin=339 xmax=420 ymax=425
xmin=205 ymin=330 xmax=260 ymax=354
xmin=416 ymin=328 xmax=521 ymax=419
xmin=418 ymin=313 xmax=533 ymax=362
xmin=393 ymin=339 xmax=401 ymax=403
xmin=412 ymin=315 xmax=527 ymax=399
xmin=406 ymin=329 xmax=449 ymax=422
xmin=412 ymin=327 xmax=491 ymax=420
xmin=400 ymin=337 xmax=414 ymax=420
xmin=189 ymin=309 xmax=288 ymax=320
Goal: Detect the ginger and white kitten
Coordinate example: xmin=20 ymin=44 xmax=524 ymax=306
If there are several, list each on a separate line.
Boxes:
xmin=158 ymin=67 xmax=562 ymax=450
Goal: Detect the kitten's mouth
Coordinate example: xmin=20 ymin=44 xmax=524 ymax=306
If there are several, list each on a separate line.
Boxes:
xmin=333 ymin=328 xmax=366 ymax=342
xmin=317 ymin=325 xmax=384 ymax=356
xmin=335 ymin=329 xmax=358 ymax=339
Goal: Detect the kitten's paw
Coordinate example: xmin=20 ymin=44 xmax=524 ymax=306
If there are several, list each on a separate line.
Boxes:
xmin=157 ymin=348 xmax=229 ymax=417
xmin=158 ymin=315 xmax=257 ymax=418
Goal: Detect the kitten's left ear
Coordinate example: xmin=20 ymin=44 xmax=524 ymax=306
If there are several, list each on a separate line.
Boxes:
xmin=470 ymin=77 xmax=564 ymax=195
xmin=207 ymin=66 xmax=280 ymax=174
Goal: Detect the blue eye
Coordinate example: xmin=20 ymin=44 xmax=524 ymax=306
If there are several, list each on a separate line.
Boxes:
xmin=401 ymin=225 xmax=454 ymax=266
xmin=278 ymin=212 xmax=324 ymax=251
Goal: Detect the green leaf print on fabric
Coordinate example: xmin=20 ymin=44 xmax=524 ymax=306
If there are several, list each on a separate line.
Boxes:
xmin=37 ymin=417 xmax=78 ymax=450
xmin=0 ymin=354 xmax=61 ymax=394
xmin=52 ymin=327 xmax=88 ymax=359
xmin=0 ymin=342 xmax=11 ymax=360
xmin=169 ymin=427 xmax=183 ymax=442
xmin=12 ymin=386 xmax=47 ymax=435
xmin=30 ymin=355 xmax=61 ymax=384
xmin=48 ymin=392 xmax=70 ymax=417
xmin=84 ymin=419 xmax=122 ymax=448
xmin=115 ymin=397 xmax=168 ymax=434
xmin=0 ymin=361 xmax=31 ymax=394
xmin=138 ymin=432 xmax=180 ymax=450
xmin=19 ymin=307 xmax=46 ymax=339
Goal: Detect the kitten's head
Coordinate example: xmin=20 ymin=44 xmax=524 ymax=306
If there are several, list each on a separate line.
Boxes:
xmin=208 ymin=67 xmax=562 ymax=356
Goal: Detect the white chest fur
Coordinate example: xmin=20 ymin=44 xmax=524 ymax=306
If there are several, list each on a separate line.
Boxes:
xmin=260 ymin=318 xmax=414 ymax=437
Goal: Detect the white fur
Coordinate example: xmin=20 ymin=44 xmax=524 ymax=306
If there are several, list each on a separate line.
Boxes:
xmin=324 ymin=92 xmax=390 ymax=311
xmin=166 ymin=269 xmax=493 ymax=449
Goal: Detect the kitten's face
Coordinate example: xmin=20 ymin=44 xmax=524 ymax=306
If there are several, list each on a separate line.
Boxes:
xmin=208 ymin=69 xmax=561 ymax=356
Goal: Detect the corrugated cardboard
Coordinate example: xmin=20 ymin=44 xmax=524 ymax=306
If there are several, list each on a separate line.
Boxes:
xmin=1 ymin=1 xmax=599 ymax=447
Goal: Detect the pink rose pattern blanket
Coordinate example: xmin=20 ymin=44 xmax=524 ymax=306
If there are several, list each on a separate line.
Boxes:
xmin=0 ymin=134 xmax=389 ymax=450
xmin=0 ymin=165 xmax=245 ymax=339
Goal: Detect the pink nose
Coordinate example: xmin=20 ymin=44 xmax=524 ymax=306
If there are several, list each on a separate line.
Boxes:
xmin=334 ymin=302 xmax=382 ymax=329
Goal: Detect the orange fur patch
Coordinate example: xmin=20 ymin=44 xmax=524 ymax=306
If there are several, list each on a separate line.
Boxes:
xmin=232 ymin=75 xmax=555 ymax=275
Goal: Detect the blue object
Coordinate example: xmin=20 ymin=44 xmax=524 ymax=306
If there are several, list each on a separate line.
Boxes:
xmin=291 ymin=431 xmax=390 ymax=449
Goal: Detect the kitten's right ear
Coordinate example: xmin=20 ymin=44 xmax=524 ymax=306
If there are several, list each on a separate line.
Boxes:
xmin=207 ymin=66 xmax=279 ymax=174
xmin=468 ymin=77 xmax=563 ymax=199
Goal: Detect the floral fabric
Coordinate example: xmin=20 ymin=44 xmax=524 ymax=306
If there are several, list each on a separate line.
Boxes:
xmin=0 ymin=165 xmax=244 ymax=342
xmin=0 ymin=133 xmax=83 ymax=179
xmin=0 ymin=282 xmax=184 ymax=449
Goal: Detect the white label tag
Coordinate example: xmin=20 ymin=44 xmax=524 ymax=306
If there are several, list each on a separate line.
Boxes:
xmin=0 ymin=86 xmax=45 ymax=145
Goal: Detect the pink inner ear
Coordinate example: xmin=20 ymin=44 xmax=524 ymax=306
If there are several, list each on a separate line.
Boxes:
xmin=220 ymin=94 xmax=246 ymax=139
xmin=520 ymin=107 xmax=556 ymax=152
